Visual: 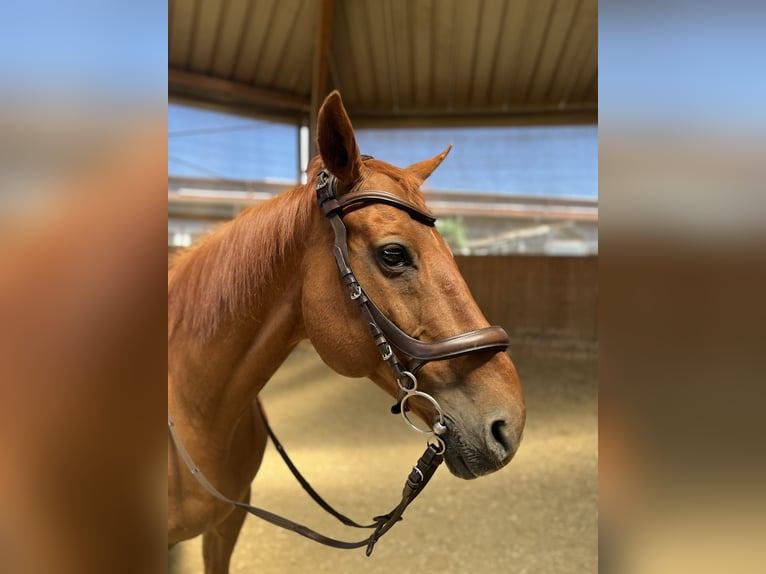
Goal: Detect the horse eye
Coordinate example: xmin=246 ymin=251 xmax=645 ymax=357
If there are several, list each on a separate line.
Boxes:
xmin=379 ymin=244 xmax=409 ymax=268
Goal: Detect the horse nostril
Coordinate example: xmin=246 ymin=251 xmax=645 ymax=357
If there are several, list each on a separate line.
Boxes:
xmin=489 ymin=418 xmax=517 ymax=462
xmin=491 ymin=419 xmax=509 ymax=451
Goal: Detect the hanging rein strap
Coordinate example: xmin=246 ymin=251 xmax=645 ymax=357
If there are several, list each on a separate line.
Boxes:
xmin=168 ymin=412 xmax=442 ymax=555
xmin=260 ymin=402 xmax=375 ymax=530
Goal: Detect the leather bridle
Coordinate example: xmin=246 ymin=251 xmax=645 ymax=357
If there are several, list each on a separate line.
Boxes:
xmin=315 ymin=165 xmax=510 ymax=440
xmin=168 ymin=162 xmax=511 ymax=555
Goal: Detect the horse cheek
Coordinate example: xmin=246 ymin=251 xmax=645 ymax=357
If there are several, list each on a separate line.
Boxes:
xmin=300 ymin=271 xmax=376 ymax=378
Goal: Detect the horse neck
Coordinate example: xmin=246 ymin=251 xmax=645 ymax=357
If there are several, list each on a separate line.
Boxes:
xmin=168 ymin=187 xmax=314 ymax=425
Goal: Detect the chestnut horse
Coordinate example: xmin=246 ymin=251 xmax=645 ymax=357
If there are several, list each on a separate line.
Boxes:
xmin=168 ymin=91 xmax=525 ymax=573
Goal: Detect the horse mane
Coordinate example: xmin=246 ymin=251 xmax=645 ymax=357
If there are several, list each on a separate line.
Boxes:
xmin=168 ymin=171 xmax=317 ymax=342
xmin=168 ymin=157 xmax=427 ymax=342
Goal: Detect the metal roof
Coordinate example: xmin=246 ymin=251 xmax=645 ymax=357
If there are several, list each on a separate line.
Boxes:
xmin=169 ymin=0 xmax=597 ymax=127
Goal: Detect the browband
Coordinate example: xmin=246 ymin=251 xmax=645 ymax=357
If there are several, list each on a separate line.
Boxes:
xmin=338 ymin=190 xmax=436 ymax=226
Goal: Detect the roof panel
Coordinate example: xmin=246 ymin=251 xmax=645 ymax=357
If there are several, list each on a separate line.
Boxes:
xmin=169 ymin=0 xmax=597 ymax=124
xmin=487 ymin=0 xmax=530 ymax=107
xmin=354 ymin=0 xmax=384 ymax=107
xmin=188 ymin=0 xmax=225 ymax=72
xmin=428 ymin=0 xmax=454 ymax=108
xmin=544 ymin=2 xmax=595 ymax=105
xmin=169 ymin=0 xmax=196 ymax=67
xmin=387 ymin=0 xmax=415 ymax=107
xmin=231 ymin=0 xmax=277 ymax=83
xmin=409 ymin=0 xmax=435 ymax=108
xmin=329 ymin=3 xmax=356 ymax=103
xmin=271 ymin=0 xmax=316 ymax=93
xmin=510 ymin=0 xmax=556 ymax=106
xmin=208 ymin=0 xmax=253 ymax=78
xmin=339 ymin=0 xmax=378 ymax=107
xmin=252 ymin=0 xmax=304 ymax=88
xmin=451 ymin=0 xmax=481 ymax=108
xmin=526 ymin=0 xmax=582 ymax=105
xmin=468 ymin=0 xmax=507 ymax=104
xmin=569 ymin=36 xmax=598 ymax=103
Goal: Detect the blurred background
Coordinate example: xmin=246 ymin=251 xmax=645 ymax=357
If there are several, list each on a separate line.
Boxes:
xmin=599 ymin=2 xmax=766 ymax=573
xmin=0 ymin=2 xmax=167 ymax=573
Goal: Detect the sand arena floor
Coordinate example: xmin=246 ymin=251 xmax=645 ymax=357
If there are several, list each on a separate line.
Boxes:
xmin=169 ymin=342 xmax=597 ymax=573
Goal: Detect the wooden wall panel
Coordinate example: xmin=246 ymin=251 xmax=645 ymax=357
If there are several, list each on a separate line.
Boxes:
xmin=456 ymin=255 xmax=597 ymax=342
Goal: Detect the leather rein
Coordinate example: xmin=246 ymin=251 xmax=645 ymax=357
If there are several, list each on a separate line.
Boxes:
xmin=168 ymin=163 xmax=510 ymax=555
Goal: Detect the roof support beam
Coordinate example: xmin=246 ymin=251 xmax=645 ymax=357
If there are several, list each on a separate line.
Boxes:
xmin=169 ymin=68 xmax=310 ymax=115
xmin=309 ymin=0 xmax=335 ymax=159
xmin=349 ymin=106 xmax=598 ymax=128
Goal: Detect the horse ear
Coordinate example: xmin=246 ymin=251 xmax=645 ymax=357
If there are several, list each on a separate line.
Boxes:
xmin=316 ymin=91 xmax=363 ymax=187
xmin=406 ymin=145 xmax=452 ymax=183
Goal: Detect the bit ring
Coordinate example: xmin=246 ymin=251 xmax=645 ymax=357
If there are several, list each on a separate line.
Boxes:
xmin=400 ymin=390 xmax=446 ymax=435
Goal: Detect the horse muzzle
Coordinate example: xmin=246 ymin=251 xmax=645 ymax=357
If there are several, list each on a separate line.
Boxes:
xmin=441 ymin=414 xmax=522 ymax=479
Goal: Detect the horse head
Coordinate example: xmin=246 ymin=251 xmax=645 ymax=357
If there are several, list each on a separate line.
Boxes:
xmin=302 ymin=92 xmax=525 ymax=479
